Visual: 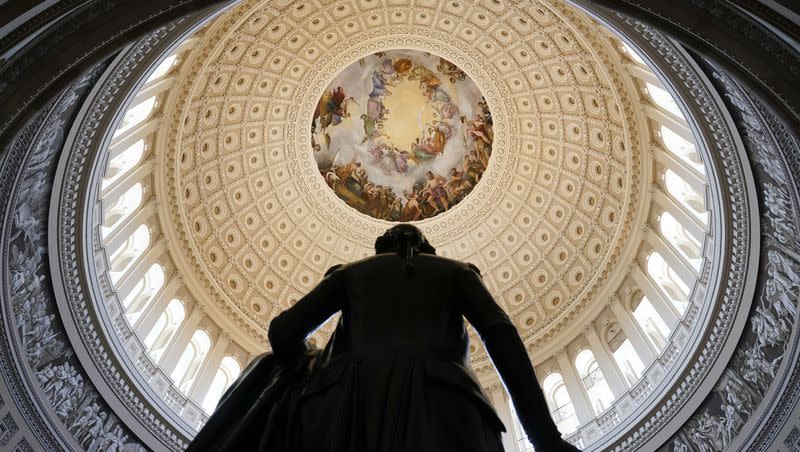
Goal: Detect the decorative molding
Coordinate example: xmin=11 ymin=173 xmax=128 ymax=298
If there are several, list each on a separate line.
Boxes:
xmin=44 ymin=15 xmax=227 ymax=452
xmin=0 ymin=413 xmax=19 ymax=447
xmin=561 ymin=9 xmax=759 ymax=450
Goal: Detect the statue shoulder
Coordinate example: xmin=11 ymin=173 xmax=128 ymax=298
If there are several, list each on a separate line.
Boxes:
xmin=324 ymin=263 xmax=346 ymax=276
xmin=466 ymin=262 xmax=482 ymax=276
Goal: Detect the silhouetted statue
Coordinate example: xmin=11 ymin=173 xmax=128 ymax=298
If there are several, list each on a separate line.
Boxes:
xmin=188 ymin=224 xmax=580 ymax=452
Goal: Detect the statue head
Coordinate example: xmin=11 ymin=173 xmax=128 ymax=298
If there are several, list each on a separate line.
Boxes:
xmin=375 ymin=224 xmax=436 ymax=272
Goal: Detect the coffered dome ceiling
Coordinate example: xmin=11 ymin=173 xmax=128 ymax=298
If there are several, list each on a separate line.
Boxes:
xmin=157 ymin=0 xmax=645 ymax=361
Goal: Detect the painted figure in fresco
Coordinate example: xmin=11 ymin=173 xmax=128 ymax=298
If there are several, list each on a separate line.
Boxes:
xmin=437 ymin=58 xmax=467 ymax=83
xmin=413 ymin=126 xmax=447 ymax=159
xmin=313 ymin=86 xmax=353 ymax=137
xmin=370 ymin=59 xmax=397 ymax=98
xmin=448 ymin=167 xmax=472 ymax=202
xmin=70 ymin=402 xmax=100 ymax=436
xmin=389 ymin=198 xmax=403 ymax=221
xmin=465 ymin=115 xmax=493 ymax=167
xmin=424 ymin=170 xmax=450 ymax=213
xmin=393 ymin=58 xmax=412 ymax=76
xmin=400 ymin=191 xmax=422 ymax=221
xmin=464 ymin=151 xmax=486 ymax=183
xmin=393 ymin=150 xmax=410 ymax=174
xmin=440 ymin=102 xmax=459 ymax=120
xmin=368 ymin=144 xmax=385 ymax=164
xmin=409 ymin=65 xmax=443 ymax=100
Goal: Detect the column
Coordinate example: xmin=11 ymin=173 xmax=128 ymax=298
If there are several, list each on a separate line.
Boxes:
xmin=189 ymin=332 xmax=231 ymax=404
xmin=486 ymin=384 xmax=519 ymax=452
xmin=647 ymin=229 xmax=697 ymax=287
xmin=133 ymin=76 xmax=175 ymax=105
xmin=626 ymin=63 xmax=660 ymax=85
xmin=645 ymin=105 xmax=692 ymax=142
xmin=630 ymin=265 xmax=679 ymax=329
xmin=159 ymin=303 xmax=204 ymax=374
xmin=608 ymin=296 xmax=658 ymax=364
xmin=583 ymin=325 xmax=628 ymax=398
xmin=174 ymin=36 xmax=199 ymax=54
xmin=653 ymin=188 xmax=706 ymax=241
xmin=652 ymin=143 xmax=706 ymax=196
xmin=554 ymin=350 xmax=594 ymax=423
xmin=133 ymin=274 xmax=182 ymax=335
xmin=108 ymin=117 xmax=159 ymax=159
xmin=114 ymin=238 xmax=165 ymax=297
xmin=101 ymin=158 xmax=153 ymax=202
xmin=103 ymin=199 xmax=155 ymax=251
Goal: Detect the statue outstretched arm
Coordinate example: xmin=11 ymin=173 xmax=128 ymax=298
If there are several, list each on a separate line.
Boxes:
xmin=457 ymin=264 xmax=580 ymax=452
xmin=268 ymin=265 xmax=345 ymax=358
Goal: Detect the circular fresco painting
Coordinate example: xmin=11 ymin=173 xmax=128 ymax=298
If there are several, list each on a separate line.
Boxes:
xmin=313 ymin=50 xmax=493 ymax=221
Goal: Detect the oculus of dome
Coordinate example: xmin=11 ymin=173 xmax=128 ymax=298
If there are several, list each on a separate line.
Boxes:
xmin=313 ymin=50 xmax=493 ymax=221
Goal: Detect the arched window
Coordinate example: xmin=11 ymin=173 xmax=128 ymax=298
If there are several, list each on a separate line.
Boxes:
xmin=660 ymin=212 xmax=702 ymax=266
xmin=201 ymin=356 xmax=242 ymax=413
xmin=632 ymin=295 xmax=670 ymax=351
xmin=605 ymin=323 xmax=646 ymax=385
xmin=646 ymin=82 xmax=683 ymax=118
xmin=143 ymin=298 xmax=185 ymax=361
xmin=171 ymin=330 xmax=211 ymax=394
xmin=575 ymin=350 xmax=614 ymax=414
xmin=664 ymin=169 xmax=706 ymax=221
xmin=542 ymin=373 xmax=579 ymax=434
xmin=620 ymin=42 xmax=646 ymax=66
xmin=121 ymin=263 xmax=165 ymax=323
xmin=146 ymin=54 xmax=179 ymax=83
xmin=611 ymin=339 xmax=645 ymax=386
xmin=659 ymin=125 xmax=703 ymax=172
xmin=647 ymin=252 xmax=689 ymax=314
xmin=103 ymin=139 xmax=146 ymax=188
xmin=108 ymin=224 xmax=150 ymax=280
xmin=101 ymin=182 xmax=144 ymax=235
xmin=113 ymin=96 xmax=157 ymax=138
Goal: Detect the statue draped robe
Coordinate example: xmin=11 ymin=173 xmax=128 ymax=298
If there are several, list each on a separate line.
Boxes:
xmin=188 ymin=253 xmax=579 ymax=452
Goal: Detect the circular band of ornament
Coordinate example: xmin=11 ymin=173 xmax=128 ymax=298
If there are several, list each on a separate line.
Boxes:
xmin=290 ymin=35 xmax=513 ymax=238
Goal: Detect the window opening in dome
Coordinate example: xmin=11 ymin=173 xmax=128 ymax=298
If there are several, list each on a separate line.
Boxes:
xmin=102 ymin=182 xmax=144 ymax=237
xmin=611 ymin=339 xmax=645 ymax=386
xmin=109 ymin=224 xmax=151 ymax=283
xmin=632 ymin=296 xmax=670 ymax=352
xmin=113 ymin=96 xmax=157 ymax=138
xmin=660 ymin=212 xmax=703 ymax=269
xmin=143 ymin=298 xmax=186 ymax=361
xmin=542 ymin=373 xmax=579 ymax=434
xmin=123 ymin=263 xmax=165 ymax=324
xmin=146 ymin=54 xmax=179 ymax=84
xmin=575 ymin=350 xmax=614 ymax=415
xmin=660 ymin=125 xmax=703 ymax=172
xmin=620 ymin=41 xmax=647 ymax=66
xmin=172 ymin=330 xmax=211 ymax=394
xmin=103 ymin=139 xmax=146 ymax=189
xmin=646 ymin=82 xmax=684 ymax=119
xmin=647 ymin=252 xmax=690 ymax=314
xmin=202 ymin=356 xmax=242 ymax=413
xmin=664 ymin=169 xmax=707 ymax=223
